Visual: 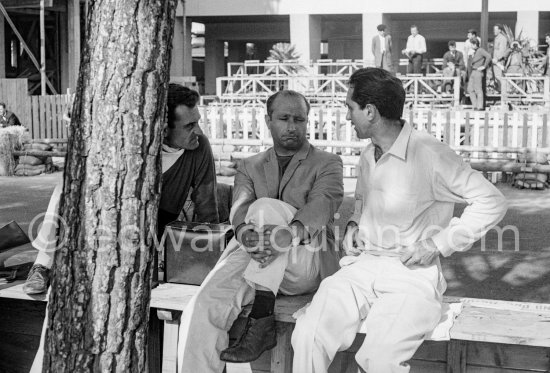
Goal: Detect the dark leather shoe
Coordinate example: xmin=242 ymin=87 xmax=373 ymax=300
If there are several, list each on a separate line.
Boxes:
xmin=220 ymin=315 xmax=276 ymax=363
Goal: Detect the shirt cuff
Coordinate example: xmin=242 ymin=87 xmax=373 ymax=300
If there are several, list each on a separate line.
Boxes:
xmin=431 ymin=228 xmax=456 ymax=257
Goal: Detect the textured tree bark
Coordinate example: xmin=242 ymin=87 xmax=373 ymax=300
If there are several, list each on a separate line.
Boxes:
xmin=43 ymin=1 xmax=177 ymax=372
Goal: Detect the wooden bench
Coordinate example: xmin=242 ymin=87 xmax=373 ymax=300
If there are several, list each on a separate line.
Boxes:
xmin=3 ymin=281 xmax=549 ymax=372
xmin=151 ymin=283 xmax=550 ymax=373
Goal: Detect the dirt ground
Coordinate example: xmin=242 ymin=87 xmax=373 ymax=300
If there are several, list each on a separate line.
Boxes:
xmin=1 ymin=172 xmax=549 ymax=303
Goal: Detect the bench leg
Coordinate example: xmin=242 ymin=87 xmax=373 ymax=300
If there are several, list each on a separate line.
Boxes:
xmin=446 ymin=340 xmax=467 ymax=373
xmin=271 ymin=323 xmax=294 ymax=373
xmin=157 ymin=310 xmax=183 ymax=373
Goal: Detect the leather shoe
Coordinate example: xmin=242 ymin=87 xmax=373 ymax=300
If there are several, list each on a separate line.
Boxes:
xmin=23 ymin=264 xmax=50 ymax=295
xmin=220 ymin=315 xmax=276 ymax=363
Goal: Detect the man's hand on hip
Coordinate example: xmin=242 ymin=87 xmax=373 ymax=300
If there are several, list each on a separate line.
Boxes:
xmin=400 ymin=237 xmax=440 ymax=266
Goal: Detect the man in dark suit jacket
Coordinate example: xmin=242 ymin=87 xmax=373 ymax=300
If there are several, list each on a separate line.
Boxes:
xmin=442 ymin=40 xmax=466 ymax=87
xmin=177 ymin=90 xmax=344 ymax=373
xmin=371 ymin=24 xmax=394 ymax=73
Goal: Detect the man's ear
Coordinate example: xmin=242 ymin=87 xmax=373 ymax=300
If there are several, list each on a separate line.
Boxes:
xmin=264 ymin=114 xmax=272 ymax=130
xmin=363 ymin=104 xmax=376 ymax=120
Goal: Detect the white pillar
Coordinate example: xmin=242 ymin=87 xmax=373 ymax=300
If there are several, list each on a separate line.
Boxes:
xmin=362 ymin=13 xmax=384 ymax=63
xmin=516 ymin=11 xmax=539 ymax=48
xmin=183 ymin=16 xmax=193 ymax=77
xmin=67 ymin=0 xmax=80 ymax=93
xmin=171 ymin=16 xmax=185 ymax=77
xmin=0 ymin=12 xmax=5 ymax=78
xmin=290 ymin=14 xmax=321 ymax=63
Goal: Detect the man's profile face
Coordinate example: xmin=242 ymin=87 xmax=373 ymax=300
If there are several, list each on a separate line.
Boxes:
xmin=411 ymin=27 xmax=418 ymax=36
xmin=467 ymin=32 xmax=473 ymax=39
xmin=265 ymin=95 xmax=308 ymax=155
xmin=165 ymin=104 xmax=202 ymax=150
xmin=546 ymin=36 xmax=550 ymax=46
xmin=345 ymin=88 xmax=370 ymax=140
xmin=378 ymin=29 xmax=385 ymax=37
xmin=493 ymin=26 xmax=500 ymax=36
xmin=0 ymin=105 xmax=5 ymax=116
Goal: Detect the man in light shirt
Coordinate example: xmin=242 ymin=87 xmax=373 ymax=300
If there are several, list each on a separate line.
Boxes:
xmin=464 ymin=29 xmax=481 ymax=59
xmin=23 ymin=83 xmax=220 ymax=295
xmin=291 ymin=68 xmax=507 ymax=373
xmin=402 ymin=25 xmax=427 ymax=74
xmin=371 ymin=24 xmax=394 ymax=73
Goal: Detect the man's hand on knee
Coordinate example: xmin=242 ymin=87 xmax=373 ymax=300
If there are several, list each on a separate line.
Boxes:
xmin=400 ymin=237 xmax=440 ymax=266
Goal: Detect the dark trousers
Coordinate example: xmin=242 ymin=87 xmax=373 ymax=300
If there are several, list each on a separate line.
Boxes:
xmin=407 ymin=54 xmax=423 ymax=74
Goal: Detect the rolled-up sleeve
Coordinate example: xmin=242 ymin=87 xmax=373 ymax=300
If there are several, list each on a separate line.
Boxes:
xmin=430 ymin=149 xmax=508 ymax=257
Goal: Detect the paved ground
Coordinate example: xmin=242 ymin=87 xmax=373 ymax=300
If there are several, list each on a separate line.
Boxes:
xmin=1 ymin=172 xmax=550 ymax=303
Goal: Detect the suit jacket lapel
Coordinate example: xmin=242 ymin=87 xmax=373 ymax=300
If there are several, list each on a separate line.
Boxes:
xmin=278 ymin=142 xmax=311 ymax=197
xmin=263 ymin=149 xmax=279 ymax=198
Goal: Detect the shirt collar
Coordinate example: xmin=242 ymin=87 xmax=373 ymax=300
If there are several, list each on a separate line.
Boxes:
xmin=386 ymin=120 xmax=412 ymax=161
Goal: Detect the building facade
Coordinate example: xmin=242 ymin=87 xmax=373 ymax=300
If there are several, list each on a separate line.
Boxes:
xmin=175 ymin=0 xmax=550 ymax=93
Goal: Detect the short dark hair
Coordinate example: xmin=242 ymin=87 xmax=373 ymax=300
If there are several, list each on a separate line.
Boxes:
xmin=266 ymin=90 xmax=310 ymax=118
xmin=377 ymin=24 xmax=386 ymax=32
xmin=0 ymin=102 xmax=5 ymax=110
xmin=448 ymin=41 xmax=456 ymax=47
xmin=348 ymin=68 xmax=405 ymax=120
xmin=468 ymin=29 xmax=477 ymax=36
xmin=167 ymin=83 xmax=199 ymax=128
xmin=470 ymin=38 xmax=480 ymax=47
xmin=545 ymin=32 xmax=550 ymax=38
xmin=494 ymin=24 xmax=503 ymax=31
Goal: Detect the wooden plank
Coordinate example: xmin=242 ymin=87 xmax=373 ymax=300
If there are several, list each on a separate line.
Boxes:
xmin=318 ymin=107 xmax=324 ymax=141
xmin=502 ymin=112 xmax=509 ymax=147
xmin=483 ymin=111 xmax=489 ymax=146
xmin=409 ymin=360 xmax=448 ymax=372
xmin=270 ymin=323 xmax=293 ymax=373
xmin=31 ymin=96 xmax=39 ymax=138
xmin=522 ymin=113 xmax=529 ymax=147
xmin=464 ymin=112 xmax=470 ymax=146
xmin=445 ymin=111 xmax=451 ymax=145
xmin=542 ymin=114 xmax=548 ymax=148
xmin=465 ymin=342 xmax=550 ymax=371
xmin=0 ymin=13 xmax=4 ymax=79
xmin=426 ymin=111 xmax=432 ymax=134
xmin=39 ymin=95 xmax=46 ymax=139
xmin=447 ymin=340 xmax=467 ymax=373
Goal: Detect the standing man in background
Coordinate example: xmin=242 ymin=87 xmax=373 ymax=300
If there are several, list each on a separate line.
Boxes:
xmin=467 ymin=38 xmax=492 ymax=110
xmin=492 ymin=24 xmax=509 ymax=92
xmin=464 ymin=29 xmax=481 ymax=59
xmin=372 ymin=24 xmax=394 ymax=74
xmin=402 ymin=25 xmax=427 ymax=75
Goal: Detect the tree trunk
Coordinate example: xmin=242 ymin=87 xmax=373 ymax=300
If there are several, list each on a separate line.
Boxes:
xmin=43 ymin=1 xmax=177 ymax=372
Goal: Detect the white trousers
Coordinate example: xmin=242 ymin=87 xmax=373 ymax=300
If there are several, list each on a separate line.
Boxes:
xmin=177 ymin=198 xmax=321 ymax=373
xmin=291 ymin=253 xmax=443 ymax=373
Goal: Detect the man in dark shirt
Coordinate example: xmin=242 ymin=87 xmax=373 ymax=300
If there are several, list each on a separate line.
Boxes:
xmin=0 ymin=102 xmax=22 ymax=127
xmin=23 ymin=84 xmax=219 ymax=294
xmin=467 ymin=38 xmax=492 ymax=110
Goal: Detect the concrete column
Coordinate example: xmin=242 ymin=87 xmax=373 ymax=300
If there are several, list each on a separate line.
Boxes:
xmin=362 ymin=13 xmax=384 ymax=63
xmin=183 ymin=16 xmax=192 ymax=76
xmin=59 ymin=11 xmax=69 ymax=92
xmin=516 ymin=11 xmax=539 ymax=48
xmin=171 ymin=16 xmax=185 ymax=76
xmin=67 ymin=0 xmax=80 ymax=93
xmin=0 ymin=12 xmax=5 ymax=78
xmin=204 ymin=34 xmax=225 ymax=95
xmin=290 ymin=14 xmax=321 ymax=62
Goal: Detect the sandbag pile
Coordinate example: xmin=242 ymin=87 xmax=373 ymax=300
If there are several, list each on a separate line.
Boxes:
xmin=512 ymin=152 xmax=549 ymax=190
xmin=14 ymin=142 xmax=54 ymax=176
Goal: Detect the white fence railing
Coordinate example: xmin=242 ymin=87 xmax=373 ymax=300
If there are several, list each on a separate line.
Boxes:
xmin=217 ymin=75 xmax=461 ymax=107
xmin=200 ymin=105 xmax=550 ymax=176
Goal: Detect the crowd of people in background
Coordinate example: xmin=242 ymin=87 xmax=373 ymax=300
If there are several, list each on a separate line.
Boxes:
xmin=372 ymin=23 xmax=550 ymax=109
